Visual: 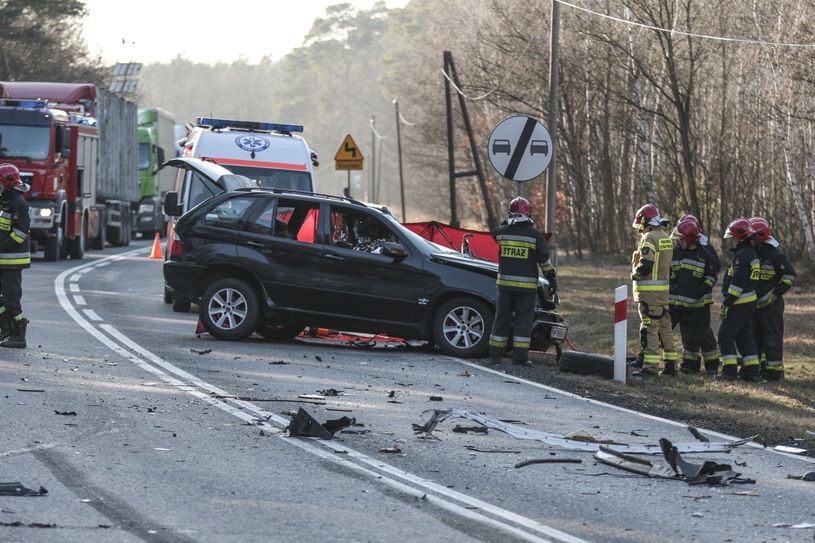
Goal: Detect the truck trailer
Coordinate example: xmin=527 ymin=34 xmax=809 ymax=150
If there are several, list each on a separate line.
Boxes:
xmin=135 ymin=107 xmax=176 ymax=236
xmin=0 ymin=82 xmax=138 ymax=259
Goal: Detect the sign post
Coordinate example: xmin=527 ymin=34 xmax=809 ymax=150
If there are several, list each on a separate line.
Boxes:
xmin=335 ymin=134 xmax=364 ymax=197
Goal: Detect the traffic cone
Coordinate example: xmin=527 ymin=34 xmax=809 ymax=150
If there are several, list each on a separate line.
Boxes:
xmin=149 ymin=232 xmax=163 ymax=259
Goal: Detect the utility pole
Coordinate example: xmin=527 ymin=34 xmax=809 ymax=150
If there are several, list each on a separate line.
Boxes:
xmin=394 ymin=98 xmax=406 ymax=222
xmin=547 ymin=0 xmax=560 ymax=262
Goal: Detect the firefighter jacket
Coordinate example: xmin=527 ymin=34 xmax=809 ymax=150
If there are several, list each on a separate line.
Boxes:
xmin=754 ymin=242 xmax=796 ymax=309
xmin=631 ymin=226 xmax=672 ymax=306
xmin=0 ymin=189 xmax=31 ymax=270
xmin=721 ymin=241 xmax=759 ymax=309
xmin=492 ymin=217 xmax=553 ymax=292
xmin=670 ymin=243 xmax=720 ymax=309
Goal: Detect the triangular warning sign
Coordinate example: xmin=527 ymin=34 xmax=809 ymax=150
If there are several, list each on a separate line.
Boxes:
xmin=334 ymin=134 xmax=364 ymax=161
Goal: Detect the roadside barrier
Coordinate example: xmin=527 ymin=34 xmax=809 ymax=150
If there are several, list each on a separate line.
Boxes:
xmin=614 ymin=285 xmax=627 ymax=383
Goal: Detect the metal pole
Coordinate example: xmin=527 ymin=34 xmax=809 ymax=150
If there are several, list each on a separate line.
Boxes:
xmin=546 ymin=0 xmax=560 ymax=264
xmin=394 ymin=98 xmax=406 ymax=222
xmin=370 ymin=115 xmax=376 ymax=202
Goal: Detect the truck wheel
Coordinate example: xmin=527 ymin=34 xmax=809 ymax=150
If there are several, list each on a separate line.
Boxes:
xmin=92 ymin=223 xmax=107 ymax=250
xmin=432 ymin=297 xmax=493 ymax=358
xmin=199 ymin=278 xmax=259 ymax=341
xmin=43 ymin=225 xmax=63 ymax=262
xmin=68 ymin=217 xmax=86 ymax=260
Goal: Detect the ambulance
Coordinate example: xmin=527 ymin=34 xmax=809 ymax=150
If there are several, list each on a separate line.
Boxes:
xmin=177 ymin=117 xmax=317 ymax=200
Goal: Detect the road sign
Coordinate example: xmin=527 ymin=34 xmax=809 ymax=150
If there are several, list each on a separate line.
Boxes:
xmin=335 ymin=134 xmax=364 ymax=171
xmin=487 ymin=115 xmax=552 ymax=182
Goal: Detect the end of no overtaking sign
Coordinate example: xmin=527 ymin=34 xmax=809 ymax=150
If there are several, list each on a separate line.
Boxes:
xmin=487 ymin=115 xmax=552 ymax=182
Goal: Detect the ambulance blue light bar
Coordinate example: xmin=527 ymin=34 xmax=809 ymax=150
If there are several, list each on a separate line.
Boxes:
xmin=196 ymin=117 xmax=303 ymax=133
xmin=0 ymin=99 xmax=49 ymax=109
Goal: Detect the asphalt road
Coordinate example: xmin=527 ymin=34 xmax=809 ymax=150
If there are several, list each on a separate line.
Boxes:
xmin=1 ymin=241 xmax=813 ymax=543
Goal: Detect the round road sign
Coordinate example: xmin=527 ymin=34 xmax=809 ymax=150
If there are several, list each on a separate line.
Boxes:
xmin=487 ymin=115 xmax=552 ymax=182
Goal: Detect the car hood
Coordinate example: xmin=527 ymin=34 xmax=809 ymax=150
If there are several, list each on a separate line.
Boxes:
xmin=430 ymin=251 xmax=498 ymax=275
xmin=164 ymin=157 xmax=257 ymax=190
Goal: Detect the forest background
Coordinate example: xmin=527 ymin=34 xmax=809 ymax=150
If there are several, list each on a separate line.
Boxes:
xmin=3 ymin=0 xmax=815 ymax=270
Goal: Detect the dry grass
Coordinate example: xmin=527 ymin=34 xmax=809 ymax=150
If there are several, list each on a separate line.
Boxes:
xmin=517 ymin=255 xmax=815 ymax=448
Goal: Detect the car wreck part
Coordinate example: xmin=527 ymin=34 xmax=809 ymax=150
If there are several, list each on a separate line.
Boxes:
xmin=285 ymin=407 xmax=355 ymax=439
xmin=412 ymin=408 xmax=757 ymax=454
xmin=514 ymin=458 xmax=583 ymax=469
xmin=0 ymin=482 xmax=48 ymax=496
xmin=557 ymin=351 xmax=614 ymax=378
xmin=659 ymin=438 xmax=756 ymax=485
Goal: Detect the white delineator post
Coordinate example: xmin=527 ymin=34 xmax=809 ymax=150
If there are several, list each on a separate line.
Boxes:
xmin=614 ymin=285 xmax=628 ymax=383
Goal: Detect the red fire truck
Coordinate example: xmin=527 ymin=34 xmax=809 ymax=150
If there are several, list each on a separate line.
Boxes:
xmin=0 ymin=82 xmax=138 ymax=260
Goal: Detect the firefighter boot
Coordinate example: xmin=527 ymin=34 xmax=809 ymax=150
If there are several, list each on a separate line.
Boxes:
xmin=705 ymin=358 xmax=721 ymax=376
xmin=0 ymin=314 xmax=12 ymax=342
xmin=0 ymin=318 xmax=27 ymax=349
xmin=660 ymin=359 xmax=677 ymax=376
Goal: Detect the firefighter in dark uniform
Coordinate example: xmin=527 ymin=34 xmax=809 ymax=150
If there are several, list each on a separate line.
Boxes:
xmin=718 ymin=218 xmax=760 ymax=380
xmin=0 ymin=163 xmax=31 ymax=349
xmin=669 ymin=217 xmax=721 ymax=374
xmin=748 ymin=217 xmax=796 ymax=381
xmin=489 ymin=197 xmax=555 ymax=367
xmin=631 ymin=204 xmax=677 ymax=376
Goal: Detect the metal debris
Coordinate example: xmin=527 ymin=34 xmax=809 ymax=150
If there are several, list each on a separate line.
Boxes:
xmin=0 ymin=483 xmax=48 ymax=497
xmin=412 ymin=409 xmax=757 ymax=454
xmin=515 ymin=458 xmax=583 ymax=469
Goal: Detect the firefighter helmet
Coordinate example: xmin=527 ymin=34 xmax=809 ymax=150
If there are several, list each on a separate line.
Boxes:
xmin=509 ymin=197 xmax=531 ymax=217
xmin=748 ymin=217 xmax=771 ymax=242
xmin=677 ymin=214 xmax=700 ymax=228
xmin=724 ymin=218 xmax=754 ymax=242
xmin=632 ymin=204 xmax=663 ymax=230
xmin=671 ymin=219 xmax=701 ymax=244
xmin=0 ymin=163 xmax=23 ymax=190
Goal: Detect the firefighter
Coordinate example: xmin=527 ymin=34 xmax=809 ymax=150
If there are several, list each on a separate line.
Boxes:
xmin=669 ymin=218 xmax=721 ymax=374
xmin=489 ymin=196 xmax=555 ymax=366
xmin=748 ymin=217 xmax=796 ymax=381
xmin=0 ymin=163 xmax=31 ymax=349
xmin=631 ymin=204 xmax=678 ymax=376
xmin=718 ymin=218 xmax=760 ymax=380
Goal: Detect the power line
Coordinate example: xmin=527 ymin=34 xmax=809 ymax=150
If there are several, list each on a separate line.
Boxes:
xmin=558 ymin=0 xmax=815 ymax=48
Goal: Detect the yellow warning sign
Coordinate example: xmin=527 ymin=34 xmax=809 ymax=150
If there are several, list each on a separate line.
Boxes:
xmin=334 ymin=134 xmax=364 ymax=171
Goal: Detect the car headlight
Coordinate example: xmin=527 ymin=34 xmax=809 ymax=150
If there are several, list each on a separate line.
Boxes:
xmin=36 ymin=208 xmax=53 ymax=218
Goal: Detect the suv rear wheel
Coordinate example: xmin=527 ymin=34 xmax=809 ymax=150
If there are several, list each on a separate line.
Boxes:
xmin=432 ymin=297 xmax=493 ymax=358
xmin=199 ymin=278 xmax=259 ymax=341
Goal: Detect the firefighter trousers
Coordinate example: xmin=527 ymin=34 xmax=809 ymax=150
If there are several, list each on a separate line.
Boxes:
xmin=717 ymin=301 xmax=758 ymax=377
xmin=638 ymin=301 xmax=677 ymax=371
xmin=489 ymin=289 xmax=536 ymax=364
xmin=754 ymin=297 xmax=785 ymax=377
xmin=0 ymin=269 xmax=24 ymax=319
xmin=672 ymin=307 xmax=719 ymax=373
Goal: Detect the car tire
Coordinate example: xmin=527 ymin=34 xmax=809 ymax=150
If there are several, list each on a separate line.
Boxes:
xmin=171 ymin=297 xmax=191 ymax=313
xmin=432 ymin=297 xmax=493 ymax=358
xmin=199 ymin=278 xmax=259 ymax=341
xmin=558 ymin=351 xmax=614 ymax=378
xmin=256 ymin=322 xmax=303 ymax=341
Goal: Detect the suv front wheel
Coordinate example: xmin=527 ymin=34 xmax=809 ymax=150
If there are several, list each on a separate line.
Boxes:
xmin=432 ymin=297 xmax=493 ymax=358
xmin=199 ymin=278 xmax=260 ymax=341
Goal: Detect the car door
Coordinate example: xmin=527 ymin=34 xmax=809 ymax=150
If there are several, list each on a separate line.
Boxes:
xmin=318 ymin=203 xmax=429 ymax=327
xmin=235 ymin=196 xmax=325 ymax=314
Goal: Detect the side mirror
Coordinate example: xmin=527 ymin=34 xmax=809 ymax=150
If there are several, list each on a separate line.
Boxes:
xmin=163 ymin=191 xmax=182 ymax=216
xmin=381 ymin=241 xmax=406 ymax=259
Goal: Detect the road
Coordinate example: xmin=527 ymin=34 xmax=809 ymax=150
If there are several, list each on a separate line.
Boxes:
xmin=1 ymin=241 xmax=813 ymax=543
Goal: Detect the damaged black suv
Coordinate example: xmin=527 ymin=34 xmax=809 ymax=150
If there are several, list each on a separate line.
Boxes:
xmin=163 ymin=188 xmax=567 ymax=359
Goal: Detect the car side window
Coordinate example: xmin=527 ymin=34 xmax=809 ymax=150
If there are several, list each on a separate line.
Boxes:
xmin=204 ymin=196 xmax=255 ymax=230
xmin=329 ymin=206 xmax=396 ymax=253
xmin=275 ymin=198 xmax=319 ymax=243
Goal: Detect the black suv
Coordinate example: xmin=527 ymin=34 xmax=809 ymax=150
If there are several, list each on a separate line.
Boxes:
xmin=163 ymin=188 xmax=567 ymax=359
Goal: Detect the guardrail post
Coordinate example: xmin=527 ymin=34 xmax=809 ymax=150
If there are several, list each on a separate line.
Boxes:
xmin=614 ymin=285 xmax=628 ymax=383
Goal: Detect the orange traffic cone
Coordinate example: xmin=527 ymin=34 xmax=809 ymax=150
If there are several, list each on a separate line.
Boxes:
xmin=149 ymin=232 xmax=163 ymax=259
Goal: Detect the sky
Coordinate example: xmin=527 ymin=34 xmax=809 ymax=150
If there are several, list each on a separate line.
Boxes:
xmin=81 ymin=1 xmax=407 ymax=65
